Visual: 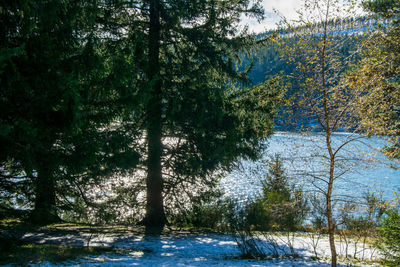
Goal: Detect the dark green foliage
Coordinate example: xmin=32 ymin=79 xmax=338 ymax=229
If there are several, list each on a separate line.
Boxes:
xmin=170 ymin=190 xmax=232 ymax=231
xmin=363 ymin=0 xmax=400 ymax=17
xmin=103 ymin=0 xmax=283 ymax=230
xmin=181 ymin=202 xmax=228 ymax=230
xmin=0 ymin=0 xmax=142 ymax=224
xmin=245 ymin=155 xmax=308 ymax=231
xmin=0 ymin=0 xmax=282 ymax=227
xmin=377 ymin=209 xmax=400 ymax=265
xmin=245 ymin=197 xmax=271 ymax=231
xmin=0 ymin=0 xmax=99 ymax=223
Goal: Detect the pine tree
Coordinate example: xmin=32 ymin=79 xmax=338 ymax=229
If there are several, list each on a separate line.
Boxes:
xmin=245 ymin=154 xmax=308 ymax=231
xmin=109 ymin=0 xmax=281 ymax=232
xmin=0 ymin=0 xmax=141 ymax=224
xmin=0 ymin=0 xmax=281 ymax=228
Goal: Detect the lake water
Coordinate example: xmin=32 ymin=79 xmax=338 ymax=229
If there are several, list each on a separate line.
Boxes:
xmin=221 ymin=132 xmax=400 ymax=206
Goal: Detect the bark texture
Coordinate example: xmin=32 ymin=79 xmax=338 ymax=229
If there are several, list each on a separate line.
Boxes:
xmin=143 ymin=0 xmax=167 ymax=233
xmin=30 ymin=163 xmax=60 ymax=225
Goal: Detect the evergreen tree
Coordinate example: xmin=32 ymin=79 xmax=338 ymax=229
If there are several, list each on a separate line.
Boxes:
xmin=109 ymin=0 xmax=281 ymax=232
xmin=245 ymin=154 xmax=308 ymax=231
xmin=0 ymin=0 xmax=141 ymax=224
xmin=0 ymin=0 xmax=281 ymax=228
xmin=377 ymin=208 xmax=400 ymax=265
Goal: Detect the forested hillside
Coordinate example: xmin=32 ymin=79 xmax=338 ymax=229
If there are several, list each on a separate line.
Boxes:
xmin=246 ymin=16 xmax=385 ymax=130
xmin=249 ymin=16 xmax=382 ymax=85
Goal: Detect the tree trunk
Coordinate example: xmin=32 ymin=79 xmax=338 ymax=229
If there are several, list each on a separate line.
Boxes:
xmin=30 ymin=163 xmax=59 ymax=225
xmin=321 ymin=1 xmax=337 ymax=264
xmin=327 ymin=153 xmax=337 ymax=266
xmin=143 ymin=0 xmax=166 ymax=233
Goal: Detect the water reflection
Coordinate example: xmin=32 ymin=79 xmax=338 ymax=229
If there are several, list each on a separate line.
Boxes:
xmin=221 ymin=132 xmax=400 ymax=203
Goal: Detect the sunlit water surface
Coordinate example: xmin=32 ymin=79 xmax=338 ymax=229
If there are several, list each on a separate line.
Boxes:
xmin=221 ymin=132 xmax=400 ymax=205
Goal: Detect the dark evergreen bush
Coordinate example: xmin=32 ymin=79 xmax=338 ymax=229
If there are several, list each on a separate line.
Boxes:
xmin=377 ymin=209 xmax=400 ymax=266
xmin=244 ymin=155 xmax=308 ymax=231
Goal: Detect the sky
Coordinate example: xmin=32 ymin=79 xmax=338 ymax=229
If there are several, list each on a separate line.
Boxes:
xmin=242 ymin=0 xmax=302 ymax=33
xmin=243 ymin=0 xmax=365 ymax=33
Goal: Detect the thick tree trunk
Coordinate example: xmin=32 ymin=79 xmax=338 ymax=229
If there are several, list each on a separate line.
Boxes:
xmin=143 ymin=0 xmax=166 ymax=233
xmin=30 ymin=163 xmax=60 ymax=225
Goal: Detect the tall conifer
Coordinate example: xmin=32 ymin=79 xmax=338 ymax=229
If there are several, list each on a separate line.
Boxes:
xmin=114 ymin=0 xmax=281 ymax=232
xmin=0 ymin=0 xmax=141 ymax=224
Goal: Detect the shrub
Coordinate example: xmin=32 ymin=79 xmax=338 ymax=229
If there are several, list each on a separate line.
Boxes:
xmin=377 ymin=209 xmax=400 ymax=266
xmin=244 ymin=154 xmax=308 ymax=231
xmin=170 ymin=190 xmax=232 ymax=231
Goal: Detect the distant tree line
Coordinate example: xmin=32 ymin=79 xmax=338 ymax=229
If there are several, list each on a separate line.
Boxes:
xmin=245 ymin=15 xmax=396 ymax=131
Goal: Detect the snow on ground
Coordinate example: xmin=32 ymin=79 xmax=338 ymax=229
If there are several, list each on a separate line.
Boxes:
xmin=17 ymin=231 xmax=380 ymax=266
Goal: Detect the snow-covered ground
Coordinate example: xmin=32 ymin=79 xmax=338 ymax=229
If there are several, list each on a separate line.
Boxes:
xmin=19 ymin=231 xmax=380 ymax=266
